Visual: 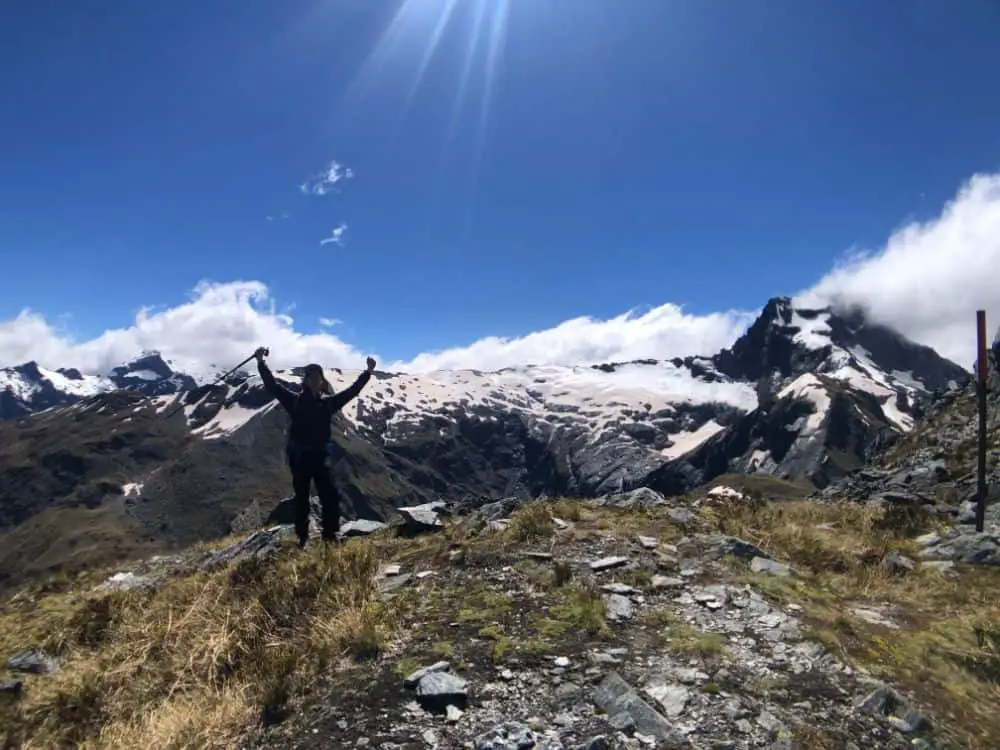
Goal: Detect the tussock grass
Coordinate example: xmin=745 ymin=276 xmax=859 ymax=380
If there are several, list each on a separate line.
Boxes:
xmin=698 ymin=493 xmax=1000 ymax=749
xmin=0 ymin=538 xmax=397 ymax=749
xmin=642 ymin=606 xmax=729 ymax=661
xmin=697 ymin=495 xmax=935 ymax=577
xmin=533 ymin=583 xmax=610 ymax=640
xmin=504 ymin=501 xmax=561 ymax=542
xmin=661 ymin=621 xmax=729 ymax=659
xmin=548 ymin=499 xmax=583 ymax=523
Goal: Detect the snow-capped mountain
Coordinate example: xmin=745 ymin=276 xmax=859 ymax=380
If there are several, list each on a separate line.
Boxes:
xmin=635 ymin=297 xmax=971 ymax=492
xmin=2 ymin=298 xmax=972 ymax=490
xmin=60 ymin=296 xmax=966 ymax=494
xmin=0 ymin=351 xmax=196 ymax=419
xmin=0 ymin=296 xmax=972 ymax=590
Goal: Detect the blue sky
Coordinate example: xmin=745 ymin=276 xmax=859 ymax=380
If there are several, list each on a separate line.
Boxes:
xmin=1 ymin=0 xmax=1000 ymax=370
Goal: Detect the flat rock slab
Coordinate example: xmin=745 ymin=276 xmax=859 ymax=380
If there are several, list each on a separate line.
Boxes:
xmin=590 ymin=556 xmax=630 ymax=572
xmin=636 ymin=535 xmax=659 ymax=550
xmin=341 ymin=519 xmax=389 ymax=537
xmin=599 ymin=488 xmax=668 ymax=509
xmin=602 ymin=583 xmax=638 ymax=595
xmin=750 ymin=556 xmax=792 ymax=577
xmin=398 ymin=504 xmax=445 ymax=533
xmin=475 ymin=498 xmax=522 ymax=523
xmin=592 ymin=671 xmax=690 ymax=748
xmin=604 ymin=593 xmax=635 ymax=621
xmin=850 ymin=606 xmax=899 ymax=630
xmin=199 ymin=527 xmax=283 ymax=569
xmin=403 ymin=661 xmax=451 ymax=688
xmin=378 ymin=572 xmax=413 ymax=596
xmin=0 ymin=681 xmax=23 ymax=696
xmin=7 ymin=650 xmax=59 ymax=675
xmin=644 ymin=682 xmax=691 ymax=719
xmin=415 ymin=671 xmax=469 ymax=713
xmin=938 ymin=532 xmax=1000 ymax=566
xmin=706 ymin=535 xmax=770 ymax=561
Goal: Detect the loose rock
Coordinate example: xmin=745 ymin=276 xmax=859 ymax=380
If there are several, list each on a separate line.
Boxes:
xmin=7 ymin=650 xmax=59 ymax=675
xmin=750 ymin=556 xmax=792 ymax=577
xmin=590 ymin=556 xmax=630 ymax=573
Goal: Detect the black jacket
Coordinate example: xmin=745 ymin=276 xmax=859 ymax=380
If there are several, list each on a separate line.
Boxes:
xmin=258 ymin=360 xmax=371 ymax=451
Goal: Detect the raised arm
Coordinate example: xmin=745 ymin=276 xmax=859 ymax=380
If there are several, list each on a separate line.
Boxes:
xmin=254 ymin=347 xmax=298 ymax=414
xmin=327 ymin=357 xmax=376 ymax=412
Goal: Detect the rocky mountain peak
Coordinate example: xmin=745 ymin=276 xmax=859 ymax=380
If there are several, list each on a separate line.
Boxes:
xmin=713 ymin=297 xmax=836 ymax=382
xmin=12 ymin=361 xmax=44 ymax=380
xmin=57 ymin=367 xmax=85 ymax=380
xmin=111 ymin=351 xmax=175 ymax=381
xmin=712 ymin=297 xmax=968 ymax=395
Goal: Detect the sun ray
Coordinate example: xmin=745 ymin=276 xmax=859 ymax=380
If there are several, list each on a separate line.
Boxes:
xmin=338 ymin=0 xmax=414 ymax=111
xmin=445 ymin=0 xmax=490 ymax=146
xmin=403 ymin=0 xmax=461 ymax=113
xmin=474 ymin=0 xmax=510 ymax=167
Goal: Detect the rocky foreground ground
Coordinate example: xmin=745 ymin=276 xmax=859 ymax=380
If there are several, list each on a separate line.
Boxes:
xmin=3 ymin=482 xmax=998 ymax=750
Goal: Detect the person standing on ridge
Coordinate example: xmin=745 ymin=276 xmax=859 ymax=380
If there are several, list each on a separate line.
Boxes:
xmin=253 ymin=346 xmax=376 ymax=549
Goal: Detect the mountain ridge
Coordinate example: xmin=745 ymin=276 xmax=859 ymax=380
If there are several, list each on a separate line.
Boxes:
xmin=0 ymin=296 xmax=972 ymax=591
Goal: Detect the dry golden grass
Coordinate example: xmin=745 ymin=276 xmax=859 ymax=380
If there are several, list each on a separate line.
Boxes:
xmin=505 ymin=502 xmax=557 ymax=542
xmin=697 ymin=493 xmax=1000 ymax=749
xmin=0 ymin=536 xmax=398 ymax=749
xmin=5 ymin=490 xmax=1000 ymax=748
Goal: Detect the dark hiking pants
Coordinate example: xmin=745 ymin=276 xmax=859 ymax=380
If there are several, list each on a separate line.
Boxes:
xmin=288 ymin=447 xmax=341 ymax=545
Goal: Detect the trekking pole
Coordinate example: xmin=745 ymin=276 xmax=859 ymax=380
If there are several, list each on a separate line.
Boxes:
xmin=162 ymin=348 xmax=268 ymax=420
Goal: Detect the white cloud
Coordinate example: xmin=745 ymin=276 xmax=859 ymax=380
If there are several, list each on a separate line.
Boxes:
xmin=389 ymin=306 xmax=756 ymax=373
xmin=320 ymin=222 xmax=348 ymax=246
xmin=2 ymin=171 xmax=998 ymax=379
xmin=0 ymin=282 xmax=368 ymax=379
xmin=299 ymin=160 xmax=354 ymax=197
xmin=795 ymin=172 xmax=1000 ymax=366
xmin=0 ymin=282 xmax=754 ymax=379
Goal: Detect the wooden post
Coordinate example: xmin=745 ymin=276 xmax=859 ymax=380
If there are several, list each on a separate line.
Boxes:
xmin=976 ymin=310 xmax=989 ymax=533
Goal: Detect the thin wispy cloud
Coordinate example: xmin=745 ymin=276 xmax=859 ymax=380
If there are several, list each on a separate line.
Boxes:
xmin=319 ymin=222 xmax=348 ymax=246
xmin=299 ymin=159 xmax=355 ymax=197
xmin=318 ymin=317 xmax=342 ymax=328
